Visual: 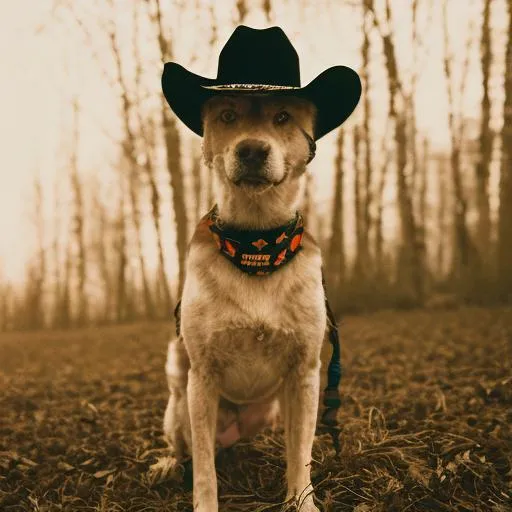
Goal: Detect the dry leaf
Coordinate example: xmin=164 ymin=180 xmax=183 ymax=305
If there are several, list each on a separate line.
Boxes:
xmin=93 ymin=469 xmax=116 ymax=479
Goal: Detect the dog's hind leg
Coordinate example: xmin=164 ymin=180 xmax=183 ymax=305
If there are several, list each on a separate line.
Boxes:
xmin=280 ymin=362 xmax=321 ymax=512
xmin=163 ymin=336 xmax=192 ymax=459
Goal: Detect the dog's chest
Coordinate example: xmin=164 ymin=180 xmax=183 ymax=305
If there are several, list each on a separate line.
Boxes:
xmin=181 ymin=249 xmax=326 ymax=403
xmin=207 ymin=324 xmax=300 ymax=403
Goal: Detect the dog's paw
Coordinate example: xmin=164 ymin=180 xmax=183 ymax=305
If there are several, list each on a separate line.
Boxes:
xmin=146 ymin=456 xmax=184 ymax=485
xmin=283 ymin=496 xmax=320 ymax=512
xmin=298 ymin=503 xmax=320 ymax=512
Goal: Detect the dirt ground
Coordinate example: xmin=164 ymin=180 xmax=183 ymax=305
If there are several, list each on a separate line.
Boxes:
xmin=0 ymin=307 xmax=511 ymax=511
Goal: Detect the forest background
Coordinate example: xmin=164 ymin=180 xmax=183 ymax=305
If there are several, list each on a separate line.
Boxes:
xmin=1 ymin=0 xmax=511 ymax=330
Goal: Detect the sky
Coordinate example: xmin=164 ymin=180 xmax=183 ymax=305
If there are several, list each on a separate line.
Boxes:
xmin=0 ymin=0 xmax=508 ymax=286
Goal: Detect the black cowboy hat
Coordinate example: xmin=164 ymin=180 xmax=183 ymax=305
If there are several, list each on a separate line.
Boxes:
xmin=162 ymin=25 xmax=361 ymax=140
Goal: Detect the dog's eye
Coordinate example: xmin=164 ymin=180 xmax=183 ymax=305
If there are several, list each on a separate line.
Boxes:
xmin=274 ymin=111 xmax=290 ymax=125
xmin=220 ymin=109 xmax=237 ymax=124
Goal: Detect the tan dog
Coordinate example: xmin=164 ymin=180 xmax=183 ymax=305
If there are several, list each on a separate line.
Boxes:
xmin=163 ymin=94 xmax=327 ymax=512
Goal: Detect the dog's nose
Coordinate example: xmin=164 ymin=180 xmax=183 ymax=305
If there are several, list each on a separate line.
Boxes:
xmin=236 ymin=139 xmax=270 ymax=169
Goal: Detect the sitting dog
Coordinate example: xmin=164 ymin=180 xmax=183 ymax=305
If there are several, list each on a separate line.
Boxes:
xmin=161 ymin=26 xmax=361 ymax=512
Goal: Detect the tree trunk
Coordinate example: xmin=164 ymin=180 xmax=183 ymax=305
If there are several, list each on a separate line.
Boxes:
xmin=262 ymin=0 xmax=272 ymax=21
xmin=70 ymin=100 xmax=87 ymax=326
xmin=94 ymin=193 xmax=111 ymax=323
xmin=436 ymin=157 xmax=448 ymax=280
xmin=145 ymin=149 xmax=173 ymax=317
xmin=442 ymin=0 xmax=476 ymax=283
xmin=497 ymin=0 xmax=512 ymax=296
xmin=475 ymin=0 xmax=493 ymax=266
xmin=395 ymin=114 xmax=423 ymax=302
xmin=374 ymin=155 xmax=390 ymax=280
xmin=361 ymin=4 xmax=372 ymax=274
xmin=449 ymin=145 xmax=473 ymax=279
xmin=418 ymin=137 xmax=429 ymax=287
xmin=161 ymin=106 xmax=187 ymax=295
xmin=237 ymin=0 xmax=248 ymax=22
xmin=127 ymin=161 xmax=156 ymax=319
xmin=51 ymin=174 xmax=62 ymax=328
xmin=60 ymin=238 xmax=72 ymax=329
xmin=353 ymin=125 xmax=363 ymax=279
xmin=115 ymin=178 xmax=127 ymax=323
xmin=326 ymin=129 xmax=346 ymax=301
xmin=29 ymin=176 xmax=46 ymax=329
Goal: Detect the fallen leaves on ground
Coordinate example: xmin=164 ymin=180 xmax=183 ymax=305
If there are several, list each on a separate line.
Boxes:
xmin=0 ymin=309 xmax=511 ymax=511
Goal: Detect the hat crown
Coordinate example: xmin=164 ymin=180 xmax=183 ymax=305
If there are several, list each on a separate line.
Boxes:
xmin=216 ymin=26 xmax=301 ymax=87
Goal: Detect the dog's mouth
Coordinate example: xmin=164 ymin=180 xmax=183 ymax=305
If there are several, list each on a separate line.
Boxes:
xmin=234 ymin=175 xmax=271 ymax=187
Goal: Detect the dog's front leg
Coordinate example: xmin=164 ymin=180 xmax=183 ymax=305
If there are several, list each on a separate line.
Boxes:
xmin=187 ymin=368 xmax=219 ymax=511
xmin=281 ymin=363 xmax=321 ymax=512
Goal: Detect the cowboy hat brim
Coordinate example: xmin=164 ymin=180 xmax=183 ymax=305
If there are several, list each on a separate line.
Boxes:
xmin=162 ymin=62 xmax=361 ymax=140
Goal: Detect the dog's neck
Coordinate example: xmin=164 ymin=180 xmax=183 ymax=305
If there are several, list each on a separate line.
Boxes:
xmin=215 ymin=180 xmax=301 ymax=230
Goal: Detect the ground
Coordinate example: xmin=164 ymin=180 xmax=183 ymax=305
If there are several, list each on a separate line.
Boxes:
xmin=0 ymin=307 xmax=511 ymax=512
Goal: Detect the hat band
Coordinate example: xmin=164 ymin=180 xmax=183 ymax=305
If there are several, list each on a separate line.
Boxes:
xmin=202 ymin=83 xmax=301 ymax=91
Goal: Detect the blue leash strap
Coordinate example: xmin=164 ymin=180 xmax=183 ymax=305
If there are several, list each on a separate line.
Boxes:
xmin=320 ymin=271 xmax=342 ymax=453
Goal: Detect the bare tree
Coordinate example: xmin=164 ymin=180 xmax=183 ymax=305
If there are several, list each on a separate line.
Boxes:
xmin=475 ymin=0 xmax=493 ymax=263
xmin=366 ymin=0 xmax=424 ymax=303
xmin=263 ymin=0 xmax=272 ymax=21
xmin=107 ymin=5 xmax=155 ymax=319
xmin=361 ymin=3 xmax=372 ymax=274
xmin=24 ymin=175 xmax=47 ymax=329
xmin=132 ymin=4 xmax=172 ymax=317
xmin=115 ymin=170 xmax=128 ymax=322
xmin=436 ymin=156 xmax=449 ymax=280
xmin=70 ymin=99 xmax=88 ymax=326
xmin=442 ymin=0 xmax=477 ymax=282
xmin=326 ymin=129 xmax=346 ymax=302
xmin=417 ymin=136 xmax=429 ymax=285
xmin=407 ymin=0 xmax=426 ymax=268
xmin=373 ymin=128 xmax=392 ymax=280
xmin=90 ymin=183 xmax=112 ymax=323
xmin=498 ymin=0 xmax=512 ymax=296
xmin=353 ymin=125 xmax=364 ymax=278
xmin=143 ymin=120 xmax=173 ymax=317
xmin=59 ymin=227 xmax=73 ymax=328
xmin=51 ymin=170 xmax=62 ymax=328
xmin=151 ymin=0 xmax=188 ymax=296
xmin=236 ymin=0 xmax=248 ymax=22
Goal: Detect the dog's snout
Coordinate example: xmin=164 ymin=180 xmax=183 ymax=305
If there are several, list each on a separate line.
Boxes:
xmin=236 ymin=139 xmax=270 ymax=168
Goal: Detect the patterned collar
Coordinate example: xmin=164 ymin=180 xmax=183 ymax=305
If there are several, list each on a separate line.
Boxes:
xmin=205 ymin=205 xmax=304 ymax=276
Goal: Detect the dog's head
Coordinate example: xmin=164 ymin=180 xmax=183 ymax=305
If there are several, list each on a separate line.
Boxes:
xmin=202 ymin=95 xmax=316 ymax=205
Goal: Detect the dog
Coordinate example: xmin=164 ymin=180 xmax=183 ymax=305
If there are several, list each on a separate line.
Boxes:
xmin=160 ymin=25 xmax=361 ymax=512
xmin=163 ymin=93 xmax=324 ymax=512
